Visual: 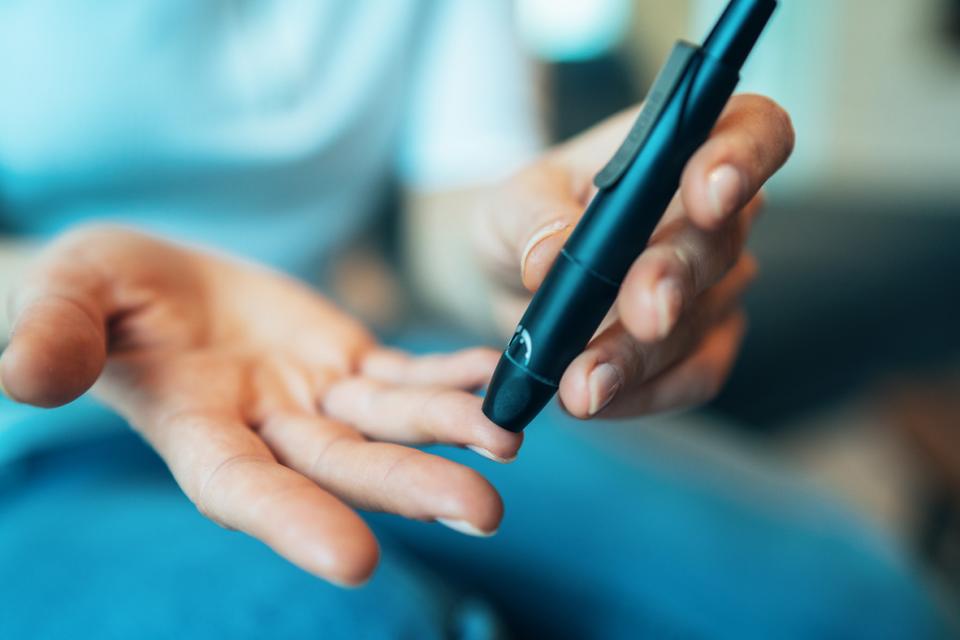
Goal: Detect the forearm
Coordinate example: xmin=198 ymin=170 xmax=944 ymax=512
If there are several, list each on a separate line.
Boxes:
xmin=0 ymin=237 xmax=41 ymax=347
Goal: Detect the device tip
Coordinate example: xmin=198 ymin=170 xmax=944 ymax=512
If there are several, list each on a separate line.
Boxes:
xmin=482 ymin=356 xmax=557 ymax=433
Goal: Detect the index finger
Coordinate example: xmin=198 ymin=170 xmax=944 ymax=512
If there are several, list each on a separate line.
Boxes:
xmin=680 ymin=93 xmax=794 ymax=230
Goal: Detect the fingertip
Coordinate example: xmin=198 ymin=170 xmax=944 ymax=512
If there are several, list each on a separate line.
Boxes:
xmin=744 ymin=93 xmax=796 ymax=158
xmin=293 ymin=525 xmax=380 ymax=589
xmin=474 ymin=495 xmax=505 ymax=536
xmin=438 ymin=518 xmax=498 ymax=538
xmin=682 ymin=94 xmax=795 ymax=230
xmin=0 ymin=307 xmax=106 ymax=407
xmin=320 ymin=528 xmax=381 ymax=588
xmin=467 ymin=445 xmax=517 ymax=465
xmin=273 ymin=494 xmax=380 ymax=588
xmin=444 ymin=466 xmax=504 ymax=535
xmin=467 ymin=425 xmax=523 ymax=463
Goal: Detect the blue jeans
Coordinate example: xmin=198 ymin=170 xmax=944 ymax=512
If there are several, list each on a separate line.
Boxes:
xmin=0 ymin=374 xmax=950 ymax=639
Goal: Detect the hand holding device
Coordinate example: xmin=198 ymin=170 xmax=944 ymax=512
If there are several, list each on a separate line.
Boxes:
xmin=480 ymin=0 xmax=792 ymax=430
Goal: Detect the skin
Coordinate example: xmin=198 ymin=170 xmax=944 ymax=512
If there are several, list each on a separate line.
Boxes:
xmin=474 ymin=94 xmax=794 ymax=417
xmin=0 ymin=94 xmax=793 ymax=586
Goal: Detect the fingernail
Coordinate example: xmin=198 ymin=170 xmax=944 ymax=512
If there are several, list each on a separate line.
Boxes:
xmin=327 ymin=576 xmax=370 ymax=590
xmin=708 ymin=164 xmax=746 ymax=221
xmin=588 ymin=363 xmax=622 ymax=416
xmin=655 ymin=278 xmax=683 ymax=339
xmin=437 ymin=518 xmax=497 ymax=538
xmin=520 ymin=221 xmax=570 ymax=279
xmin=467 ymin=445 xmax=517 ymax=464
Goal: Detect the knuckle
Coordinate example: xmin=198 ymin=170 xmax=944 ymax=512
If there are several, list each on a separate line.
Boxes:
xmin=308 ymin=432 xmax=358 ymax=480
xmin=194 ymin=453 xmax=268 ymax=528
xmin=378 ymin=448 xmax=421 ymax=492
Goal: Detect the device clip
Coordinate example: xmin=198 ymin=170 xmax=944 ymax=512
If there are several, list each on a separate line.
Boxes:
xmin=594 ymin=42 xmax=700 ymax=190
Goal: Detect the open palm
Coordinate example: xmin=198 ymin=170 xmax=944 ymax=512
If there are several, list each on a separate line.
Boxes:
xmin=0 ymin=227 xmax=521 ymax=585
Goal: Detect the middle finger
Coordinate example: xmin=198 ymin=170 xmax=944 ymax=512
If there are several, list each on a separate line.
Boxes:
xmin=617 ymin=195 xmax=762 ymax=343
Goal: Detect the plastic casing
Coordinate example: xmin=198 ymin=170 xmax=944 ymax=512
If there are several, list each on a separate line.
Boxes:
xmin=483 ymin=0 xmax=777 ymax=432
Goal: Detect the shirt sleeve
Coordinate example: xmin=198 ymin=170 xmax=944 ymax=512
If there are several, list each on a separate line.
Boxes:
xmin=395 ymin=0 xmax=545 ymax=191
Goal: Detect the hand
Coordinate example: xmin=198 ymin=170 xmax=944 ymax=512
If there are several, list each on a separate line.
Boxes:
xmin=0 ymin=227 xmax=522 ymax=585
xmin=475 ymin=94 xmax=794 ymax=419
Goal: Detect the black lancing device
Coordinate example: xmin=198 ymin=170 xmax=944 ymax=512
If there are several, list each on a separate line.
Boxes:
xmin=482 ymin=0 xmax=779 ymax=432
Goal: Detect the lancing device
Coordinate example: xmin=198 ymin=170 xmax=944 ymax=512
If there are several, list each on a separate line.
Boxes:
xmin=482 ymin=0 xmax=778 ymax=432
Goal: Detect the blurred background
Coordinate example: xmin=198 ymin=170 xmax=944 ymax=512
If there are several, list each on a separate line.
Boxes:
xmin=344 ymin=0 xmax=960 ymax=607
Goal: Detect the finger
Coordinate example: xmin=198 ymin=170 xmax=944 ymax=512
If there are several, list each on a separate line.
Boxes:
xmin=0 ymin=237 xmax=110 ymax=407
xmin=491 ymin=105 xmax=648 ymax=292
xmin=258 ymin=413 xmax=504 ymax=536
xmin=680 ymin=93 xmax=794 ymax=230
xmin=137 ymin=409 xmax=379 ymax=586
xmin=618 ymin=198 xmax=762 ymax=342
xmin=361 ymin=347 xmax=499 ymax=391
xmin=600 ymin=311 xmax=747 ymax=418
xmin=560 ymin=256 xmax=755 ymax=418
xmin=323 ymin=378 xmax=523 ymax=463
xmin=481 ymin=162 xmax=584 ymax=293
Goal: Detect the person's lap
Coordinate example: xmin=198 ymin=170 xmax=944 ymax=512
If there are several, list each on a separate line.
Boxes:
xmin=375 ymin=405 xmax=946 ymax=638
xmin=0 ymin=342 xmax=949 ymax=639
xmin=0 ymin=411 xmax=503 ymax=640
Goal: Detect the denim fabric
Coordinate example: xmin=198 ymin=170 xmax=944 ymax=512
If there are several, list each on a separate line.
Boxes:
xmin=1 ymin=407 xmax=949 ymax=639
xmin=0 ymin=423 xmax=503 ymax=640
xmin=0 ymin=335 xmax=950 ymax=639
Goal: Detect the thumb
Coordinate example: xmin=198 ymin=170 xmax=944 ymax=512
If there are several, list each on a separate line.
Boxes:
xmin=1 ymin=236 xmax=109 ymax=408
xmin=517 ymin=203 xmax=578 ymax=293
xmin=488 ymin=163 xmax=586 ymax=293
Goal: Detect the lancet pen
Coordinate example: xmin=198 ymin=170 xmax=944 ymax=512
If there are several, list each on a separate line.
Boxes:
xmin=483 ymin=0 xmax=779 ymax=431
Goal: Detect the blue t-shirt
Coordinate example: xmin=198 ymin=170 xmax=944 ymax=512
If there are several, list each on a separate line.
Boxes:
xmin=0 ymin=0 xmax=540 ymax=278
